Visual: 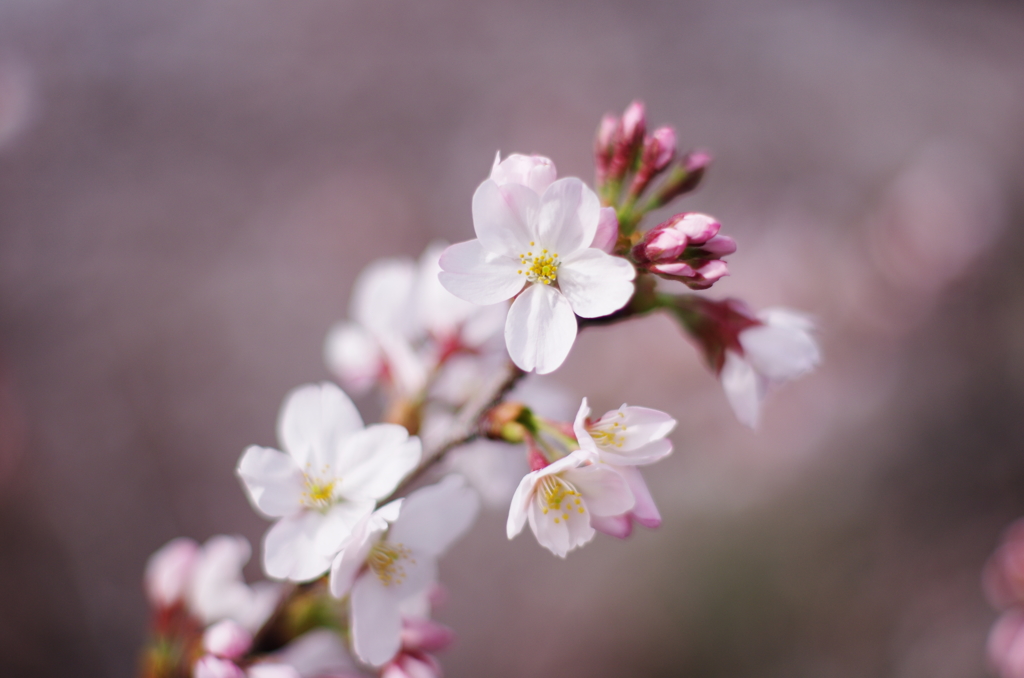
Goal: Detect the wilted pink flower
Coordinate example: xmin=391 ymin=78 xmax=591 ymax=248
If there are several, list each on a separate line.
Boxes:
xmin=633 ymin=213 xmax=736 ymax=289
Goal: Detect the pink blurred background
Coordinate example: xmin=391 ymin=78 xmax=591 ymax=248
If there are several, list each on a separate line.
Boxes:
xmin=2 ymin=0 xmax=1024 ymax=676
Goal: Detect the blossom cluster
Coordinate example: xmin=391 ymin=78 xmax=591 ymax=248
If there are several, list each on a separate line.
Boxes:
xmin=137 ymin=101 xmax=821 ymax=678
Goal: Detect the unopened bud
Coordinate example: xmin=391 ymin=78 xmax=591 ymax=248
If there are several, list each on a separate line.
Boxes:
xmin=649 ymin=151 xmax=712 ymax=208
xmin=621 ymin=100 xmax=646 ymax=143
xmin=633 ymin=213 xmax=735 ymax=289
xmin=627 ymin=126 xmax=679 ymax=200
xmin=484 ymin=401 xmax=527 ymax=443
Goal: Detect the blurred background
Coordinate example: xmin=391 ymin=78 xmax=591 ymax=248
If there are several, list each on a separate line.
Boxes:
xmin=2 ymin=0 xmax=1024 ymax=676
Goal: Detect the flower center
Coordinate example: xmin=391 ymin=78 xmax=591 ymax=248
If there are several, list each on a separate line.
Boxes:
xmin=302 ymin=465 xmax=338 ymax=510
xmin=538 ymin=475 xmax=585 ymax=524
xmin=518 ymin=243 xmax=560 ymax=285
xmin=367 ymin=541 xmax=414 ymax=587
xmin=589 ymin=414 xmax=627 ymax=449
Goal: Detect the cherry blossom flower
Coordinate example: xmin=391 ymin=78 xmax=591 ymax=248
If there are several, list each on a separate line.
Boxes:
xmin=439 ymin=154 xmax=635 ymax=374
xmin=145 ymin=536 xmax=199 ymax=609
xmin=329 ymin=475 xmax=479 ymax=666
xmin=237 ymin=382 xmax=422 ymax=582
xmin=324 ymin=244 xmax=504 ymax=398
xmin=187 ymin=535 xmax=283 ymax=633
xmin=203 ymin=620 xmax=253 ymax=661
xmin=572 ymin=398 xmax=676 ymax=538
xmin=721 ymin=308 xmax=821 ymax=428
xmin=507 ymin=449 xmax=634 ymax=557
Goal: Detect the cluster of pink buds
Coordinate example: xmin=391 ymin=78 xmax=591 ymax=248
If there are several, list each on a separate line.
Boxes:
xmin=595 ymin=101 xmax=712 ymax=233
xmin=632 ymin=212 xmax=736 ymax=289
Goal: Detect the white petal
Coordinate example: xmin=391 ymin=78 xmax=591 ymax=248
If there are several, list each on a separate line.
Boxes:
xmin=188 ymin=535 xmax=254 ymax=624
xmin=376 ymin=334 xmax=429 ymax=396
xmin=236 ymin=446 xmax=306 ymax=518
xmin=416 ymin=240 xmax=478 ymax=336
xmin=490 ymin=153 xmax=558 ymax=195
xmin=558 ymin=249 xmax=635 ymax=318
xmin=615 ymin=406 xmax=677 ymax=451
xmin=472 ymin=179 xmax=539 ymax=256
xmin=563 ymin=463 xmax=634 ymax=517
xmin=438 ymin=239 xmax=524 ymax=305
xmin=388 ymin=475 xmax=480 ymax=557
xmin=335 ymin=425 xmax=421 ymax=501
xmin=720 ymin=350 xmax=766 ymax=429
xmin=262 ymin=513 xmax=333 ymax=582
xmin=527 ymin=492 xmax=593 ymax=557
xmin=740 ymin=322 xmax=821 ymax=383
xmin=323 ymin=322 xmax=383 ymax=395
xmin=350 ymin=257 xmax=419 ymax=338
xmin=145 ymin=537 xmax=198 ymax=607
xmin=590 ymin=514 xmax=633 ymax=539
xmin=314 ymin=501 xmax=374 ymax=558
xmin=247 ymin=664 xmax=300 ymax=678
xmin=620 ymin=466 xmax=661 ymax=528
xmin=537 ymin=178 xmax=597 ymax=256
xmin=505 ymin=283 xmax=577 ymax=374
xmin=328 ymin=517 xmax=382 ymax=598
xmin=277 ymin=383 xmax=363 ymax=470
xmin=591 ymin=207 xmax=619 ymax=253
xmin=267 ymin=629 xmax=355 ymax=678
xmin=506 ymin=472 xmax=535 ymax=539
xmin=350 ymin=575 xmax=403 ymax=666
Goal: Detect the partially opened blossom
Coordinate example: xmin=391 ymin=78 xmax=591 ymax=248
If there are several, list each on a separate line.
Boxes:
xmin=145 ymin=536 xmax=199 ymax=609
xmin=237 ymin=382 xmax=422 ymax=582
xmin=721 ymin=308 xmax=821 ymax=428
xmin=329 ymin=475 xmax=479 ymax=666
xmin=439 ymin=153 xmax=635 ymax=374
xmin=507 ymin=449 xmax=634 ymax=557
xmin=325 ymin=244 xmax=505 ymax=399
xmin=187 ymin=535 xmax=283 ymax=633
xmin=572 ymin=398 xmax=676 ymax=538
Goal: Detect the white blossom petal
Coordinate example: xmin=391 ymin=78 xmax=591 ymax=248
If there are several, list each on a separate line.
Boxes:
xmin=506 ymin=472 xmax=534 ymax=539
xmin=237 ymin=446 xmax=306 ymax=518
xmin=388 ymin=475 xmax=480 ymax=557
xmin=262 ymin=513 xmax=333 ymax=582
xmin=620 ymin=466 xmax=661 ymax=528
xmin=505 ymin=283 xmax=577 ymax=374
xmin=720 ymin=350 xmax=767 ymax=429
xmin=438 ymin=239 xmax=524 ymax=305
xmin=277 ymin=383 xmax=363 ymax=470
xmin=314 ymin=500 xmax=375 ymax=558
xmin=268 ymin=629 xmax=355 ymax=678
xmin=350 ymin=575 xmax=403 ymax=666
xmin=558 ymin=249 xmax=635 ymax=319
xmin=527 ymin=492 xmax=594 ymax=557
xmin=562 ymin=463 xmax=634 ymax=517
xmin=591 ymin=207 xmax=619 ymax=253
xmin=740 ymin=321 xmax=821 ymax=382
xmin=490 ymin=153 xmax=557 ymax=195
xmin=537 ymin=178 xmax=598 ymax=256
xmin=472 ymin=179 xmax=539 ymax=257
xmin=351 ymin=257 xmax=419 ymax=338
xmin=335 ymin=425 xmax=421 ymax=501
xmin=145 ymin=538 xmax=198 ymax=608
xmin=323 ymin=322 xmax=383 ymax=395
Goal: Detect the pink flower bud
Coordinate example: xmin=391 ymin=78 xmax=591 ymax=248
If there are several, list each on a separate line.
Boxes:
xmin=194 ymin=655 xmax=246 ymax=678
xmin=596 ymin=114 xmax=618 ymax=153
xmin=144 ymin=537 xmax=198 ymax=609
xmin=621 ymin=100 xmax=646 ymax=143
xmin=650 ymin=151 xmax=712 ymax=207
xmin=650 ymin=127 xmax=677 ymax=172
xmin=203 ymin=620 xmax=253 ymax=660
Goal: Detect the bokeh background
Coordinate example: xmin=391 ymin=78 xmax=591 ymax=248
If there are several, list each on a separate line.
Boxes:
xmin=2 ymin=0 xmax=1024 ymax=676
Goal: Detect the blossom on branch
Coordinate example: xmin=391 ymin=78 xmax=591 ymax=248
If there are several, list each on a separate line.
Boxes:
xmin=237 ymin=382 xmax=422 ymax=582
xmin=572 ymin=398 xmax=676 ymax=538
xmin=439 ymin=153 xmax=635 ymax=374
xmin=329 ymin=475 xmax=479 ymax=666
xmin=507 ymin=449 xmax=634 ymax=557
